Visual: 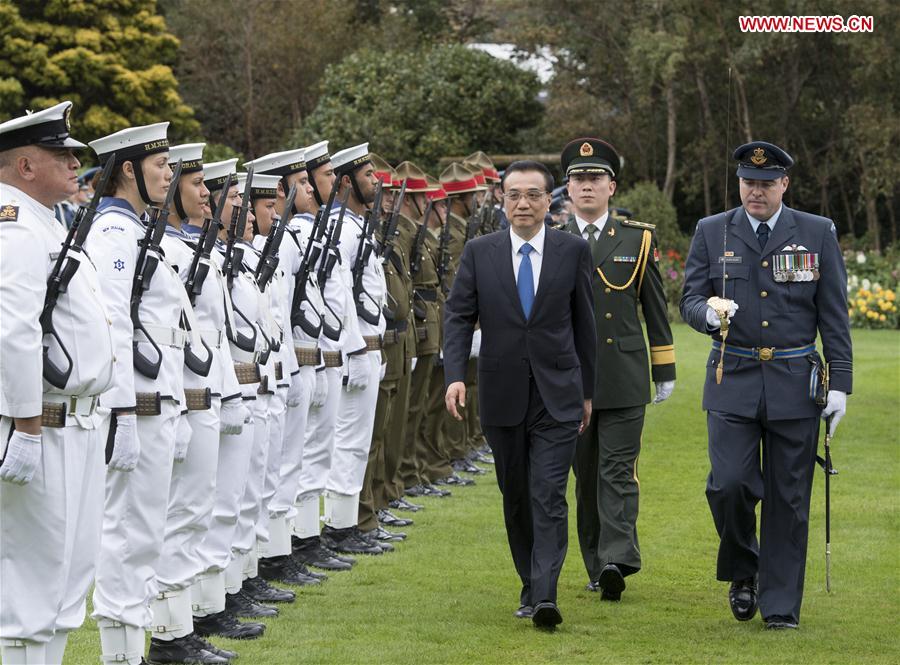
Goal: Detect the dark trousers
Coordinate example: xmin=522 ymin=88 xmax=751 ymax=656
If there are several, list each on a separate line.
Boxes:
xmin=482 ymin=378 xmax=579 ymax=606
xmin=573 ymin=405 xmax=645 ymax=582
xmin=706 ymin=408 xmax=819 ymax=622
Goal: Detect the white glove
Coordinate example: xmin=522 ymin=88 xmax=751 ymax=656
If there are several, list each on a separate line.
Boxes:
xmin=311 ymin=370 xmax=328 ymax=408
xmin=411 ymin=357 xmax=418 ymax=372
xmin=108 ymin=413 xmax=140 ymax=472
xmin=705 ymin=301 xmax=739 ymax=329
xmin=821 ymin=390 xmax=847 ymax=436
xmin=286 ymin=374 xmax=303 ymax=408
xmin=379 ymin=361 xmax=387 ymax=382
xmin=220 ymin=401 xmax=248 ymax=435
xmin=469 ymin=329 xmax=482 ymax=359
xmin=174 ymin=416 xmax=192 ymax=462
xmin=0 ymin=431 xmax=42 ymax=485
xmin=653 ymin=380 xmax=675 ymax=404
xmin=346 ymin=354 xmax=370 ymax=392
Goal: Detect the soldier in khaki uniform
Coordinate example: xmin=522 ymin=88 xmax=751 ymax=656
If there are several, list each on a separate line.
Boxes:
xmin=560 ymin=138 xmax=676 ymax=601
xmin=358 ymin=154 xmax=417 ymax=532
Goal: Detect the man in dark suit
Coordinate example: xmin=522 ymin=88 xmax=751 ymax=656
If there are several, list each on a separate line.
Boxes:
xmin=443 ymin=160 xmax=596 ymax=630
xmin=681 ymin=141 xmax=851 ymax=630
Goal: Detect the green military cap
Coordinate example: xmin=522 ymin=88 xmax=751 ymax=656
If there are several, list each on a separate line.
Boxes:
xmin=560 ymin=137 xmax=623 ymax=179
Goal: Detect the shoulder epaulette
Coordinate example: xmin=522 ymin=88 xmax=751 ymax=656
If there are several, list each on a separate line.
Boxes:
xmin=0 ymin=204 xmax=20 ymax=222
xmin=620 ymin=219 xmax=656 ymax=230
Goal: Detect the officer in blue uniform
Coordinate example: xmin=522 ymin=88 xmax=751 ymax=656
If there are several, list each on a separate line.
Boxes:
xmin=680 ymin=141 xmax=851 ymax=630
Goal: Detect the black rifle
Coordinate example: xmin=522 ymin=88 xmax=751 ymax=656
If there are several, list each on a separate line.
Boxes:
xmin=40 ymin=155 xmax=117 ymax=389
xmin=181 ymin=184 xmax=230 ymax=377
xmin=255 ymin=183 xmax=296 ymax=292
xmin=465 ymin=192 xmax=480 ymax=242
xmin=410 ymin=199 xmax=434 ymax=277
xmin=437 ymin=200 xmax=452 ymax=295
xmin=316 ymin=188 xmax=350 ymax=341
xmin=289 ymin=182 xmax=339 ymax=338
xmin=352 ymin=180 xmax=383 ymax=326
xmin=131 ymin=159 xmax=184 ymax=379
xmin=379 ymin=180 xmax=406 ymax=265
xmin=221 ymin=168 xmax=260 ymax=360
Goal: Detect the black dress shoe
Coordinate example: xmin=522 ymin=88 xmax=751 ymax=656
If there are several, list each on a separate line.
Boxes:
xmin=404 ymin=484 xmax=427 ymax=497
xmin=764 ymin=615 xmax=799 ymax=630
xmin=147 ymin=635 xmax=229 ymax=664
xmin=389 ymin=497 xmax=423 ymax=512
xmin=514 ymin=605 xmax=534 ymax=619
xmin=319 ymin=542 xmax=357 ymax=566
xmin=532 ymin=602 xmax=563 ymax=630
xmin=243 ymin=575 xmax=296 ymax=603
xmin=187 ymin=635 xmax=237 ymax=662
xmin=372 ymin=525 xmax=406 ymax=541
xmin=423 ymin=483 xmax=451 ymax=497
xmin=729 ymin=577 xmax=759 ymax=622
xmin=321 ymin=525 xmax=383 ymax=555
xmin=193 ymin=611 xmax=264 ymax=640
xmin=358 ymin=527 xmax=395 ymax=552
xmin=377 ymin=508 xmax=413 ymax=527
xmin=292 ymin=536 xmax=354 ymax=570
xmin=225 ymin=590 xmax=278 ymax=618
xmin=598 ymin=564 xmax=626 ymax=601
xmin=258 ymin=555 xmax=322 ymax=587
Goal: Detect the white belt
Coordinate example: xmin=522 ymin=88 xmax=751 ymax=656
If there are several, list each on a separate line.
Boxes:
xmin=199 ymin=328 xmax=225 ymax=348
xmin=230 ymin=346 xmax=260 ymax=364
xmin=293 ymin=341 xmax=318 ymax=351
xmin=44 ymin=394 xmax=99 ymax=418
xmin=137 ymin=325 xmax=187 ymax=349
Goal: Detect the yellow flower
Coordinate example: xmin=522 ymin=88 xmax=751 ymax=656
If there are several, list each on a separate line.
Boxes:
xmin=848 ymin=308 xmax=854 ymax=316
xmin=887 ymin=290 xmax=896 ymax=301
xmin=860 ymin=305 xmax=868 ymax=314
xmin=881 ymin=300 xmax=891 ymax=311
xmin=856 ymin=298 xmax=867 ymax=308
xmin=867 ymin=310 xmax=877 ymax=319
xmin=879 ymin=314 xmax=887 ymax=322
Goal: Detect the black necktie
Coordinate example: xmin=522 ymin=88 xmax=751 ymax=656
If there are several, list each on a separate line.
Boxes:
xmin=756 ymin=222 xmax=769 ymax=251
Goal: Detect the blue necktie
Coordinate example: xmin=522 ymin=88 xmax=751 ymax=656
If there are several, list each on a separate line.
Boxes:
xmin=757 ymin=222 xmax=769 ymax=250
xmin=517 ymin=243 xmax=535 ymax=319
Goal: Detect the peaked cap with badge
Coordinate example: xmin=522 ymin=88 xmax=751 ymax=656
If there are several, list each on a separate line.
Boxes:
xmin=733 ymin=141 xmax=794 ymax=180
xmin=561 ymin=137 xmax=623 ymax=179
xmin=0 ymin=101 xmax=85 ymax=152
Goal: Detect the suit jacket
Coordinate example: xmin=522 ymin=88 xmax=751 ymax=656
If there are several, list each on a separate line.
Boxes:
xmin=443 ymin=227 xmax=596 ymax=427
xmin=680 ymin=205 xmax=852 ymax=420
xmin=563 ymin=216 xmax=675 ymax=409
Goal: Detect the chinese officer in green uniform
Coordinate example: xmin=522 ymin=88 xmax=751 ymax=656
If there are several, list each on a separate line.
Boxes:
xmin=561 ymin=138 xmax=676 ymax=600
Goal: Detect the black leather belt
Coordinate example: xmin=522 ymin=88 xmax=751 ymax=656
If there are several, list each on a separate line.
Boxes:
xmin=415 ymin=288 xmax=437 ymax=302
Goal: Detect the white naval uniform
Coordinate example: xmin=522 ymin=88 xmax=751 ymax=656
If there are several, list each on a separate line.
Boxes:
xmin=85 ymin=198 xmax=190 ymax=663
xmin=193 ymin=241 xmax=264 ymax=601
xmin=271 ymin=214 xmax=323 ymax=544
xmin=327 ymin=208 xmax=385 ymax=528
xmin=150 ymin=227 xmax=240 ymax=641
xmin=295 ymin=207 xmax=366 ymax=532
xmin=0 ymin=185 xmax=115 ymax=664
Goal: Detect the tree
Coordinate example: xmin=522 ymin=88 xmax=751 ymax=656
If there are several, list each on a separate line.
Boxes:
xmin=294 ymin=44 xmax=543 ymax=171
xmin=0 ymin=0 xmax=198 ymax=151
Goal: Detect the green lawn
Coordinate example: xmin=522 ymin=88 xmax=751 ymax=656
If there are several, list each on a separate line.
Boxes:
xmin=65 ymin=325 xmax=899 ymax=664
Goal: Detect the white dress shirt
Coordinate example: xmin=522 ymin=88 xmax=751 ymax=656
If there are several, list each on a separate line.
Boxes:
xmin=510 ymin=224 xmax=545 ymax=294
xmin=574 ymin=211 xmax=610 ymax=240
xmin=746 ymin=204 xmax=782 ymax=233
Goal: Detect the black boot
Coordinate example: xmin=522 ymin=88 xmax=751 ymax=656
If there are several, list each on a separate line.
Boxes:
xmin=147 ymin=635 xmax=228 ymax=664
xmin=186 ymin=635 xmax=237 ymax=661
xmin=225 ymin=590 xmax=278 ymax=618
xmin=292 ymin=535 xmax=353 ymax=570
xmin=258 ymin=554 xmax=322 ymax=586
xmin=321 ymin=525 xmax=383 ymax=555
xmin=242 ymin=574 xmax=296 ymax=603
xmin=193 ymin=611 xmax=265 ymax=640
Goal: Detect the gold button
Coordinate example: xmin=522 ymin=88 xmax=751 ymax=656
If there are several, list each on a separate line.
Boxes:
xmin=760 ymin=291 xmax=767 ymax=298
xmin=605 ymin=313 xmax=612 ymax=319
xmin=606 ymin=338 xmax=613 ymax=344
xmin=762 ymin=320 xmax=769 ymax=327
xmin=762 ymin=260 xmax=769 ymax=268
xmin=604 ymin=288 xmax=611 ymax=294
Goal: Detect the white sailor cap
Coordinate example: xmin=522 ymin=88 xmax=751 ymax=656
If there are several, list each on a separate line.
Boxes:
xmin=303 ymin=140 xmax=331 ymax=170
xmin=236 ymin=172 xmax=280 ymax=200
xmin=331 ymin=143 xmax=371 ymax=175
xmin=89 ymin=122 xmax=169 ymax=165
xmin=0 ymin=101 xmax=86 ymax=152
xmin=203 ymin=158 xmax=239 ymax=192
xmin=244 ymin=149 xmax=305 ymax=177
xmin=168 ymin=143 xmax=205 ymax=173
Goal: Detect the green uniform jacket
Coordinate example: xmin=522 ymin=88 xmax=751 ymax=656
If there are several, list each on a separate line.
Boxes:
xmin=395 ymin=214 xmax=419 ymax=361
xmin=564 ymin=215 xmax=676 ymax=408
xmin=404 ymin=213 xmax=441 ymax=356
xmin=379 ymin=220 xmax=415 ymax=382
